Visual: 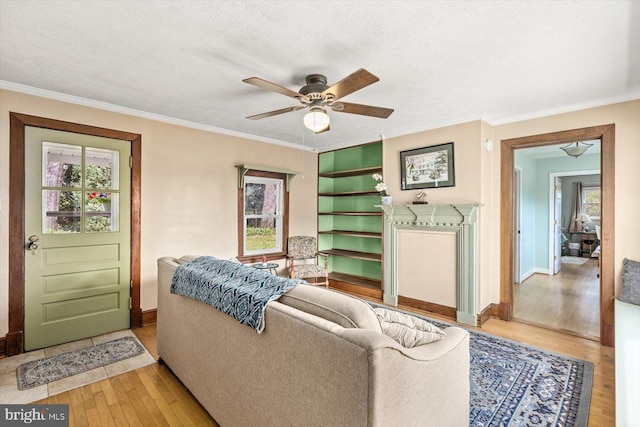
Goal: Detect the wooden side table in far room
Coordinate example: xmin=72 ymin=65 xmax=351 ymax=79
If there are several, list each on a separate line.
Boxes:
xmin=252 ymin=262 xmax=279 ymax=275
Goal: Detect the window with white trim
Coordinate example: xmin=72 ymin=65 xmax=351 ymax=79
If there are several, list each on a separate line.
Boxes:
xmin=582 ymin=185 xmax=601 ymax=221
xmin=238 ymin=171 xmax=288 ymax=261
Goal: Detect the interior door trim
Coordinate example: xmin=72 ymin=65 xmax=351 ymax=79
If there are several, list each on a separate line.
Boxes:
xmin=500 ymin=124 xmax=615 ymax=347
xmin=7 ymin=112 xmax=142 ymax=356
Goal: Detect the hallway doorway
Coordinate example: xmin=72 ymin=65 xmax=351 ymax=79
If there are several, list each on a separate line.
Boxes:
xmin=511 ymin=142 xmax=601 ymax=339
xmin=500 ymin=124 xmax=615 ymax=347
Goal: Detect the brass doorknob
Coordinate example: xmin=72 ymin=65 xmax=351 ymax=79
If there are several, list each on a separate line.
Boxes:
xmin=26 ymin=235 xmax=39 ymax=251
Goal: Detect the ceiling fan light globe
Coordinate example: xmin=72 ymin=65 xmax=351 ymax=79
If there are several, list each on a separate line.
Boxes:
xmin=304 ymin=108 xmax=330 ymax=132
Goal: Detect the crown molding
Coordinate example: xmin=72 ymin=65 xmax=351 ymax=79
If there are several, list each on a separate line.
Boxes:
xmin=0 ymin=80 xmax=318 ymax=152
xmin=3 ymin=80 xmax=637 ymax=154
xmin=486 ymin=91 xmax=640 ymax=125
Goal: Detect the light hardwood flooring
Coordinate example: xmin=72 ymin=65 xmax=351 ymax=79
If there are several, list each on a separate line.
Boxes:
xmin=28 ymin=300 xmax=614 ymax=427
xmin=31 ymin=328 xmax=219 ymax=427
xmin=514 ymin=257 xmax=600 ymax=339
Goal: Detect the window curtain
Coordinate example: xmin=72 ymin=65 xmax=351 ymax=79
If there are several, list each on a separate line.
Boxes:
xmin=568 ymin=181 xmax=583 ymax=233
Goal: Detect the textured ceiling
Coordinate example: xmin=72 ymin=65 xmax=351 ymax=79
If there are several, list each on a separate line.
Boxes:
xmin=1 ymin=1 xmax=639 ymax=152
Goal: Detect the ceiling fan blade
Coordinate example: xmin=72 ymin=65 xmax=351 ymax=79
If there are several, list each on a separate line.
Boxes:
xmin=330 ymin=102 xmax=394 ymax=119
xmin=315 ymin=125 xmax=330 ymax=134
xmin=322 ymin=68 xmax=379 ymax=100
xmin=246 ymin=105 xmax=305 ymax=120
xmin=243 ymin=77 xmax=308 ymax=101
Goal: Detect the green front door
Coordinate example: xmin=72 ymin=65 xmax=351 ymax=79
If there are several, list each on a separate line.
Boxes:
xmin=24 ymin=127 xmax=131 ymax=351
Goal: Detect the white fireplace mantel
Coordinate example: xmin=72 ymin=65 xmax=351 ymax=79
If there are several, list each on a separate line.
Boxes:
xmin=379 ymin=203 xmax=481 ymax=326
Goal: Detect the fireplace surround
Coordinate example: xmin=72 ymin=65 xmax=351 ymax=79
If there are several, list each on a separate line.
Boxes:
xmin=380 ymin=204 xmax=481 ymax=326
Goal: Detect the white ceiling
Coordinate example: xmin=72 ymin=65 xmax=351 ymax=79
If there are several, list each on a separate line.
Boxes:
xmin=1 ymin=1 xmax=638 ymax=152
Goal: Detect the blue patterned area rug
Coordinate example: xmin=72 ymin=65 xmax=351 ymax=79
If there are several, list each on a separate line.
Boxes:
xmin=372 ymin=305 xmax=593 ymax=427
xmin=17 ymin=336 xmax=145 ymax=390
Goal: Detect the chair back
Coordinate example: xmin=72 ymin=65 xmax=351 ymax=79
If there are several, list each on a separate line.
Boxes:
xmin=287 ymin=236 xmax=318 ymax=259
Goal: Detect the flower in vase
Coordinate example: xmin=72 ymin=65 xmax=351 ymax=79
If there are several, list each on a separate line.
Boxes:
xmin=372 ymin=173 xmax=388 ymax=196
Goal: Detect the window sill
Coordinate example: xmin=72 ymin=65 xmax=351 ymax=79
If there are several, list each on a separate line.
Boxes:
xmin=237 ymin=252 xmax=286 ymax=264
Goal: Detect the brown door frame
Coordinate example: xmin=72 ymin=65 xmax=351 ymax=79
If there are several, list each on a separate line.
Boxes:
xmin=7 ymin=112 xmax=142 ymax=356
xmin=500 ymin=124 xmax=615 ymax=347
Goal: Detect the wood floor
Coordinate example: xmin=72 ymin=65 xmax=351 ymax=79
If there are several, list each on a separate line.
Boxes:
xmin=514 ymin=257 xmax=600 ymax=339
xmin=32 ymin=327 xmax=219 ymax=427
xmin=32 ymin=301 xmax=615 ymax=427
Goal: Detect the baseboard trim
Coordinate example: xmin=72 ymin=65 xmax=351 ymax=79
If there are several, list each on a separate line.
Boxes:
xmin=397 ymin=295 xmax=457 ymax=320
xmin=142 ymin=309 xmax=157 ymax=326
xmin=478 ymin=303 xmax=500 ymax=326
xmin=519 ymin=267 xmax=550 ymax=283
xmin=0 ymin=336 xmax=5 ymax=358
xmin=519 ymin=268 xmax=534 ymax=283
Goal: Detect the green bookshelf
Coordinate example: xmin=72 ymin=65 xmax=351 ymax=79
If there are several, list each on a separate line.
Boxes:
xmin=317 ymin=141 xmax=383 ymax=291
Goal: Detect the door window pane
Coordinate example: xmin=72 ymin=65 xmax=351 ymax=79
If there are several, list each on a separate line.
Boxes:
xmin=43 ymin=190 xmax=81 ymax=233
xmin=42 ymin=142 xmax=81 ymax=187
xmin=86 ymin=147 xmax=119 ymax=190
xmin=85 ymin=192 xmax=119 ymax=233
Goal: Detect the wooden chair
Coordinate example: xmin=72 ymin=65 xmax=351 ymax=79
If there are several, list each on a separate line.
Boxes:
xmin=286 ymin=236 xmax=329 ymax=287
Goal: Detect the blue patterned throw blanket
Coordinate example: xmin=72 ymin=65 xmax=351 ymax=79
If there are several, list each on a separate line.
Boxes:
xmin=170 ymin=256 xmax=303 ymax=333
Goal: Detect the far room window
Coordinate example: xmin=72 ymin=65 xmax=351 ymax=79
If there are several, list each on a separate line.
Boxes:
xmin=582 ymin=185 xmax=601 ymax=221
xmin=238 ymin=171 xmax=289 ymax=262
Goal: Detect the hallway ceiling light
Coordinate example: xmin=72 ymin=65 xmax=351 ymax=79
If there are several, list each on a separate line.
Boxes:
xmin=560 ymin=141 xmax=593 ymax=158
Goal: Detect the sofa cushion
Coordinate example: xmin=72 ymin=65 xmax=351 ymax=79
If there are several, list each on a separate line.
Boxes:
xmin=620 ymin=258 xmax=640 ymax=306
xmin=278 ymin=285 xmax=382 ymax=332
xmin=373 ymin=307 xmax=447 ymax=348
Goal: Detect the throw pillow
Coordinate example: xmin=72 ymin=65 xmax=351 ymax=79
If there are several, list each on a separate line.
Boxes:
xmin=620 ymin=258 xmax=640 ymax=305
xmin=373 ymin=307 xmax=447 ymax=348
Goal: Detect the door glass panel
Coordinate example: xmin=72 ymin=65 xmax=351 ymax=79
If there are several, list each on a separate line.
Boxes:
xmin=43 ymin=190 xmax=81 ymax=233
xmin=42 ymin=142 xmax=82 ymax=187
xmin=85 ymin=192 xmax=119 ymax=233
xmin=86 ymin=147 xmax=119 ymax=190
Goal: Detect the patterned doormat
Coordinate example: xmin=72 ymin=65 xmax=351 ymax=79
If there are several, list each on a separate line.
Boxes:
xmin=17 ymin=336 xmax=145 ymax=390
xmin=370 ymin=304 xmax=593 ymax=427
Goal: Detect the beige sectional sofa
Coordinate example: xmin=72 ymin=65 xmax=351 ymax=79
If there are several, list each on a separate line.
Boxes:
xmin=157 ymin=256 xmax=470 ymax=427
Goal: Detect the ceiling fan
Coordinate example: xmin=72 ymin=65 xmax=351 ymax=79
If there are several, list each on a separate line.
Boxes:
xmin=242 ymin=68 xmax=394 ymax=134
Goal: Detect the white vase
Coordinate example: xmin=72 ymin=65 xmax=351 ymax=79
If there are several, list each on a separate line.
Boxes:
xmin=381 ymin=196 xmax=393 ymax=205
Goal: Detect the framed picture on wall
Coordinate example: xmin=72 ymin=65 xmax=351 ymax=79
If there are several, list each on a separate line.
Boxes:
xmin=400 ymin=142 xmax=455 ymax=190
